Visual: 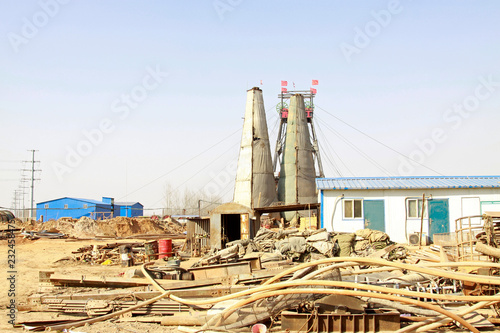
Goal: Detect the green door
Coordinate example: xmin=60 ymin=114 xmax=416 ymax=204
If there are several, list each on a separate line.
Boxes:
xmin=428 ymin=199 xmax=449 ymax=241
xmin=363 ymin=200 xmax=385 ymax=232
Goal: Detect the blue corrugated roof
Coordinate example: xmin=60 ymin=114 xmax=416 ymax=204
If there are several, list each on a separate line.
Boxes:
xmin=37 ymin=197 xmax=143 ymax=207
xmin=316 ymin=176 xmax=500 ymax=190
xmin=116 ymin=202 xmax=142 ymax=206
xmin=37 ymin=197 xmax=111 ymax=205
xmin=72 ymin=198 xmax=110 ymax=205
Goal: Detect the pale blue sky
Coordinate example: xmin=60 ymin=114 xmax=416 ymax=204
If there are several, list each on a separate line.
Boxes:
xmin=1 ymin=1 xmax=500 ymax=212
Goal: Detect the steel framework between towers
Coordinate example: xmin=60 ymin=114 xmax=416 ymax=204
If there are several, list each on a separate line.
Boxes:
xmin=273 ymin=90 xmax=325 ymax=179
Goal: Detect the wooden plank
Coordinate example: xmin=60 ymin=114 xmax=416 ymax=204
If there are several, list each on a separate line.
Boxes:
xmin=188 ymin=262 xmax=251 ymax=280
xmin=49 ymin=273 xmax=150 ymax=287
xmin=30 ymin=285 xmax=252 ymax=305
xmin=368 ymin=244 xmax=396 ymax=258
xmin=116 ymin=316 xmax=163 ymax=323
xmin=48 ymin=273 xmax=228 ymax=290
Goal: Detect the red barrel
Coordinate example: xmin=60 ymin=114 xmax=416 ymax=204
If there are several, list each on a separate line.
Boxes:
xmin=158 ymin=239 xmax=172 ymax=259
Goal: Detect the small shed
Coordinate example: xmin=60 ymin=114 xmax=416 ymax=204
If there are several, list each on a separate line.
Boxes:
xmin=210 ymin=202 xmax=256 ymax=250
xmin=116 ymin=202 xmax=144 ymax=217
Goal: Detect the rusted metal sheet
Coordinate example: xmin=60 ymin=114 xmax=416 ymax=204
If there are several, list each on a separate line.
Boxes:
xmin=210 ymin=213 xmax=222 ymax=250
xmin=261 ymin=259 xmax=294 ymax=271
xmin=281 ymin=309 xmax=400 ymax=333
xmin=187 ymin=218 xmax=210 ymax=256
xmin=43 ymin=299 xmax=195 ymax=316
xmin=188 ymin=262 xmax=251 ymax=281
xmin=240 ymin=213 xmax=249 ymax=239
xmin=315 ymin=295 xmax=367 ymax=313
xmin=240 ymin=256 xmax=262 ymax=270
xmin=253 ymin=202 xmax=321 ymax=214
xmin=187 ymin=218 xmax=210 ymax=239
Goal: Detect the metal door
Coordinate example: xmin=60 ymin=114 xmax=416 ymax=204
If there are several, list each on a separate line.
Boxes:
xmin=363 ymin=200 xmax=385 ymax=232
xmin=428 ymin=199 xmax=450 ymax=241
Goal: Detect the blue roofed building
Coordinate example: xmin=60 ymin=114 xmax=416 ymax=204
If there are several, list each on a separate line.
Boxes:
xmin=316 ymin=176 xmax=500 ymax=244
xmin=116 ymin=202 xmax=144 ymax=218
xmin=36 ymin=197 xmax=143 ymax=221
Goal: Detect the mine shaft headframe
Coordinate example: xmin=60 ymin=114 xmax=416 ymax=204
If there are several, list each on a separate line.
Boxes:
xmin=277 ymin=90 xmax=316 ymax=123
xmin=273 ymin=90 xmax=325 ymax=179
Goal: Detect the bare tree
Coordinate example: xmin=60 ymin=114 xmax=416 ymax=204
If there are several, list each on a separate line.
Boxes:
xmin=163 ymin=182 xmax=178 ymax=216
xmin=163 ymin=182 xmax=223 ymax=217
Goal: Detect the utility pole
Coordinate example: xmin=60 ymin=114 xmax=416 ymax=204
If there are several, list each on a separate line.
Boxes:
xmin=23 ymin=150 xmax=41 ymax=220
xmin=19 ymin=178 xmax=29 ymax=220
xmin=12 ymin=190 xmax=21 ymax=217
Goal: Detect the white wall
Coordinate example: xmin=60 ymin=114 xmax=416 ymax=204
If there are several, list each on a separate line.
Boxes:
xmin=320 ymin=188 xmax=500 ymax=243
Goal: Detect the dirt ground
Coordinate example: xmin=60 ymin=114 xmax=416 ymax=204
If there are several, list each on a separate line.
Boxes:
xmin=0 ymin=236 xmax=183 ymax=332
xmin=5 ymin=230 xmax=500 ymax=332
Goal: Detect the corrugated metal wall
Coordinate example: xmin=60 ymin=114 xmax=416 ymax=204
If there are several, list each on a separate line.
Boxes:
xmin=187 ymin=218 xmax=210 ymax=255
xmin=36 ymin=198 xmax=111 ymax=221
xmin=36 ymin=198 xmax=144 ymax=221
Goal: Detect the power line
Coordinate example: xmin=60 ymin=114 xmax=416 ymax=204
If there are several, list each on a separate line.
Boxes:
xmin=315 ymin=123 xmax=347 ymax=177
xmin=151 ymin=140 xmax=240 ymax=209
xmin=316 ymin=105 xmax=444 ymax=176
xmin=122 ymin=102 xmax=280 ymax=211
xmin=147 ymin=102 xmax=280 ymax=208
xmin=118 ymin=128 xmax=242 ymax=201
xmin=316 ymin=119 xmax=355 ymax=176
xmin=316 ymin=116 xmax=393 ymax=176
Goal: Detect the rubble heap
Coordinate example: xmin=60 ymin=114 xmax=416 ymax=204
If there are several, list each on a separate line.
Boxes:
xmin=194 ymin=228 xmax=394 ymax=267
xmin=19 ymin=216 xmax=185 ymax=238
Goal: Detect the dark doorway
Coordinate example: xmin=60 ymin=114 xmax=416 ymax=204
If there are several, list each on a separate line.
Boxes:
xmin=221 ymin=214 xmax=241 ymax=248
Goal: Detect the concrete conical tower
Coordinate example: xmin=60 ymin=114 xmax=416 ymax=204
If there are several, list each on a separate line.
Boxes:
xmin=233 ymin=87 xmax=277 ymax=208
xmin=277 ymin=94 xmax=317 ymax=221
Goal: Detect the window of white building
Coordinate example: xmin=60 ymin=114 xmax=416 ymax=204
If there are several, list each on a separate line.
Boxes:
xmin=344 ymin=199 xmax=363 ymax=219
xmin=407 ymin=199 xmax=426 ymax=218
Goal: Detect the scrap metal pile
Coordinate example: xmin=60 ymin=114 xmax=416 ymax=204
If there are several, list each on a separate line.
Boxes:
xmin=14 ymin=223 xmax=500 ymax=332
xmin=69 ymin=241 xmax=172 ymax=266
xmin=193 ymin=228 xmax=395 ymax=267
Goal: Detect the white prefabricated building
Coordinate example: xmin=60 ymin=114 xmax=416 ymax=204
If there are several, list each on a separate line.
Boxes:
xmin=316 ymin=176 xmax=500 ymax=244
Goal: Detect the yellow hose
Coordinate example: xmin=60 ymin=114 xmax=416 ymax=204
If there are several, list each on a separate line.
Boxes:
xmin=141 ymin=261 xmax=496 ymax=332
xmin=206 ymin=288 xmax=479 ymax=333
xmin=141 ymin=262 xmax=500 ymax=305
xmin=307 ymin=261 xmax=500 ymax=278
xmin=397 ymin=300 xmax=497 ymax=333
xmin=172 ymin=279 xmax=500 ymax=305
xmin=141 ymin=263 xmax=483 ymax=332
xmin=263 ymin=257 xmax=500 ymax=285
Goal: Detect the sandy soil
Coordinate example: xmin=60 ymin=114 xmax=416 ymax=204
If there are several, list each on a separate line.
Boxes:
xmin=0 ymin=236 xmax=182 ymax=332
xmin=3 ymin=234 xmax=500 ymax=333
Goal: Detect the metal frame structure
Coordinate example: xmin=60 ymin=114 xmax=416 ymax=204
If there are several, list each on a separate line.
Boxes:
xmin=273 ymin=90 xmax=325 ymax=179
xmin=455 ymin=213 xmax=500 ymax=262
